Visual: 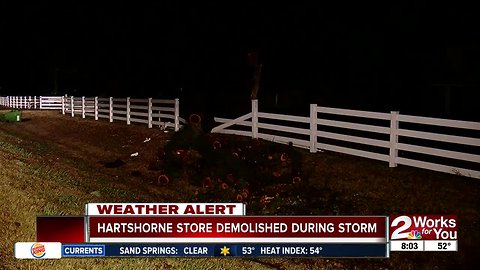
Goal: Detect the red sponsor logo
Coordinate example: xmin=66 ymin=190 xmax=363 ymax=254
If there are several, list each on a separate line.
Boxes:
xmin=31 ymin=243 xmax=46 ymax=258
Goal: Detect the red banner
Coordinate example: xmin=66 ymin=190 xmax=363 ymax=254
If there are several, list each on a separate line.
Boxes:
xmin=89 ymin=216 xmax=386 ymax=242
xmin=37 ymin=216 xmax=85 ymax=243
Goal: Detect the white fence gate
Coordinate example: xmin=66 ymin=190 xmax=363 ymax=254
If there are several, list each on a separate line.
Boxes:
xmin=39 ymin=96 xmax=63 ymax=110
xmin=212 ymin=100 xmax=480 ymax=179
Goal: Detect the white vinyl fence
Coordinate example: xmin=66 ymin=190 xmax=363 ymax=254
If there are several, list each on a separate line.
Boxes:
xmin=63 ymin=96 xmax=186 ymax=131
xmin=1 ymin=95 xmax=186 ymax=131
xmin=0 ymin=96 xmax=41 ymax=109
xmin=212 ymin=100 xmax=480 ymax=179
xmin=0 ymin=96 xmax=63 ymax=110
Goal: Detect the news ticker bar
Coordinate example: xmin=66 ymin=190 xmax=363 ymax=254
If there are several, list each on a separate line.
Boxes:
xmin=15 ymin=242 xmax=389 ymax=259
xmin=33 ymin=208 xmax=458 ymax=256
xmin=390 ymin=240 xmax=457 ymax=252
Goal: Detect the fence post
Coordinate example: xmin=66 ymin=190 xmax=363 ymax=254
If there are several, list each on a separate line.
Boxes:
xmin=251 ymin=99 xmax=258 ymax=138
xmin=82 ymin=96 xmax=85 ymax=118
xmin=94 ymin=97 xmax=98 ymax=120
xmin=109 ymin=97 xmax=113 ymax=122
xmin=174 ymin=98 xmax=180 ymax=131
xmin=61 ymin=96 xmax=65 ymax=114
xmin=71 ymin=96 xmax=74 ymax=117
xmin=24 ymin=96 xmax=27 ymax=109
xmin=34 ymin=96 xmax=37 ymax=109
xmin=28 ymin=96 xmax=31 ymax=109
xmin=309 ymin=104 xmax=318 ymax=153
xmin=158 ymin=108 xmax=162 ymax=128
xmin=148 ymin=98 xmax=153 ymax=128
xmin=389 ymin=111 xmax=399 ymax=167
xmin=126 ymin=97 xmax=131 ymax=125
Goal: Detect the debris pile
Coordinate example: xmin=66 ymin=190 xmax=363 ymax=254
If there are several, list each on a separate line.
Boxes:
xmin=157 ymin=115 xmax=325 ymax=214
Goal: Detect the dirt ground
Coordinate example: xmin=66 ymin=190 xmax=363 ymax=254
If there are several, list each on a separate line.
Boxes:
xmin=1 ymin=110 xmax=191 ymax=202
xmin=1 ymin=110 xmax=479 ymax=270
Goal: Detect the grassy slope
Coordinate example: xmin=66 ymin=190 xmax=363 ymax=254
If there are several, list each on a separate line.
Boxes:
xmin=0 ymin=128 xmax=283 ymax=270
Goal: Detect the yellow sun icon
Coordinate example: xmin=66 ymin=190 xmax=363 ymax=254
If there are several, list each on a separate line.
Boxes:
xmin=220 ymin=246 xmax=230 ymax=256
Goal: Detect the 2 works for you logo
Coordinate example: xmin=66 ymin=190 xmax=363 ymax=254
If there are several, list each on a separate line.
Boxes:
xmin=390 ymin=215 xmax=457 ymax=240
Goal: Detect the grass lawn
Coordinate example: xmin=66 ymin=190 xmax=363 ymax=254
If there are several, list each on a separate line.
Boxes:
xmin=0 ymin=110 xmax=478 ymax=270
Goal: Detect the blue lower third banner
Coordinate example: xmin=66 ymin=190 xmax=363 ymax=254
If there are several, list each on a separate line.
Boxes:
xmin=62 ymin=243 xmax=388 ymax=258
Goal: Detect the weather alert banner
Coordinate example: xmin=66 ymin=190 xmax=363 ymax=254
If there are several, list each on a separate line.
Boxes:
xmin=86 ymin=203 xmax=245 ymax=216
xmin=389 ymin=214 xmax=458 ymax=252
xmin=35 ymin=203 xmax=245 ymax=243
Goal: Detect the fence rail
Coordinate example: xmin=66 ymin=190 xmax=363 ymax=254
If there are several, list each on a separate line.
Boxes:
xmin=212 ymin=100 xmax=480 ymax=179
xmin=1 ymin=95 xmax=186 ymax=131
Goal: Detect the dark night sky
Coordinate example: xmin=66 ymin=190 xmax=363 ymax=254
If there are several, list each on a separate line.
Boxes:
xmin=0 ymin=2 xmax=479 ymax=119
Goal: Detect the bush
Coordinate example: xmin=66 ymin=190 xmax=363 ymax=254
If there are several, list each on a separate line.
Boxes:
xmin=159 ymin=118 xmax=312 ymax=213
